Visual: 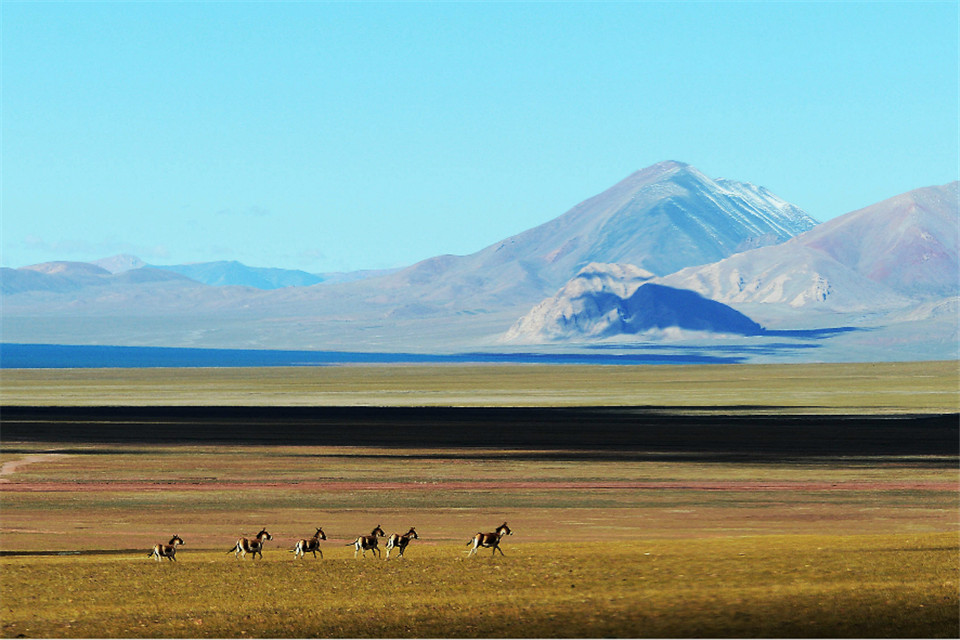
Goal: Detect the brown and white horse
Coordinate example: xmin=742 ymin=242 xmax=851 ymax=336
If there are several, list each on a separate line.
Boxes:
xmin=292 ymin=527 xmax=326 ymax=559
xmin=347 ymin=524 xmax=385 ymax=558
xmin=149 ymin=534 xmax=183 ymax=562
xmin=385 ymin=527 xmax=418 ymax=559
xmin=467 ymin=522 xmax=512 ymax=556
xmin=228 ymin=528 xmax=273 ymax=560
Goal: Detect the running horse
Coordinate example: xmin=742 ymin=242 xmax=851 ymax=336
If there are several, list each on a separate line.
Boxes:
xmin=292 ymin=527 xmax=327 ymax=559
xmin=385 ymin=527 xmax=418 ymax=559
xmin=467 ymin=522 xmax=512 ymax=556
xmin=149 ymin=534 xmax=184 ymax=562
xmin=347 ymin=524 xmax=386 ymax=558
xmin=228 ymin=528 xmax=273 ymax=560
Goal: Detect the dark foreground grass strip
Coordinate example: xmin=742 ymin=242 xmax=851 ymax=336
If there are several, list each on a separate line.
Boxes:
xmin=2 ymin=406 xmax=957 ymax=457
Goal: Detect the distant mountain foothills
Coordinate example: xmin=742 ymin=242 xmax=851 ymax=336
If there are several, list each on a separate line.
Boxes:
xmin=2 ymin=257 xmax=398 ymax=294
xmin=2 ymin=161 xmax=957 ymax=363
xmin=92 ymin=256 xmax=326 ymax=289
xmin=136 ymin=260 xmax=325 ymax=290
xmin=504 ymin=263 xmax=764 ymax=343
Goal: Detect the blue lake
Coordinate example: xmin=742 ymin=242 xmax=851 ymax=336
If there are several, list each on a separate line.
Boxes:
xmin=0 ymin=343 xmax=746 ymax=368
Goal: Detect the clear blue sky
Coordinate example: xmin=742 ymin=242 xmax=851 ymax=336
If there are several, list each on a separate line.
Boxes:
xmin=3 ymin=1 xmax=958 ymax=273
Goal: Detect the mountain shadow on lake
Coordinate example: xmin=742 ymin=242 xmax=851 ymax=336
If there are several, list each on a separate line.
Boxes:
xmin=761 ymin=326 xmax=862 ymax=339
xmin=1 ymin=343 xmax=750 ymax=368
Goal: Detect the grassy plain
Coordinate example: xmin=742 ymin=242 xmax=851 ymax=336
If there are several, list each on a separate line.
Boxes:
xmin=2 ymin=535 xmax=957 ymax=638
xmin=1 ymin=443 xmax=957 ymax=550
xmin=2 ymin=360 xmax=958 ymax=411
xmin=2 ymin=440 xmax=957 ymax=637
xmin=1 ymin=361 xmax=958 ymax=637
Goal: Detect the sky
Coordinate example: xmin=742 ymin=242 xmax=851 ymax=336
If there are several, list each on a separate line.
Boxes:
xmin=3 ymin=1 xmax=958 ymax=273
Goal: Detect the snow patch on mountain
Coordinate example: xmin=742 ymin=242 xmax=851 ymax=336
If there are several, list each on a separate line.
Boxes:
xmin=660 ymin=182 xmax=958 ymax=312
xmin=93 ymin=255 xmax=147 ymax=273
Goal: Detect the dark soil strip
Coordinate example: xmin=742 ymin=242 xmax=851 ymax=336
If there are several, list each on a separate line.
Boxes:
xmin=2 ymin=406 xmax=957 ymax=459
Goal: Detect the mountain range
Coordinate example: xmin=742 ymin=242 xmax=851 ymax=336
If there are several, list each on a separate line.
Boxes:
xmin=89 ymin=255 xmax=399 ymax=289
xmin=99 ymin=258 xmax=326 ymax=289
xmin=2 ymin=161 xmax=956 ymax=362
xmin=660 ymin=181 xmax=958 ymax=311
xmin=348 ymin=160 xmax=818 ymax=312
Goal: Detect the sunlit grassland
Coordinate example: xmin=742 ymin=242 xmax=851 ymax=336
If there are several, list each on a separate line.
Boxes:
xmin=5 ymin=486 xmax=956 ymax=552
xmin=2 ymin=535 xmax=957 ymax=638
xmin=3 ymin=443 xmax=956 ymax=484
xmin=2 ymin=360 xmax=957 ymax=411
xmin=2 ymin=360 xmax=957 ymax=636
xmin=1 ymin=445 xmax=956 ymax=639
xmin=1 ymin=444 xmax=956 ymax=553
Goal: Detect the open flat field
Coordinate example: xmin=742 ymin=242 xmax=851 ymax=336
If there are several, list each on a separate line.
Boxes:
xmin=2 ymin=360 xmax=958 ymax=411
xmin=1 ymin=362 xmax=958 ymax=637
xmin=2 ymin=437 xmax=957 ymax=637
xmin=2 ymin=535 xmax=957 ymax=638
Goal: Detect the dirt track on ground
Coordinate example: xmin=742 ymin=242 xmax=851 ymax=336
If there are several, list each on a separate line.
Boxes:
xmin=0 ymin=454 xmax=68 ymax=483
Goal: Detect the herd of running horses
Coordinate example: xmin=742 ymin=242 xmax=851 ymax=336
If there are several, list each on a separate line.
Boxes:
xmin=149 ymin=522 xmax=512 ymax=562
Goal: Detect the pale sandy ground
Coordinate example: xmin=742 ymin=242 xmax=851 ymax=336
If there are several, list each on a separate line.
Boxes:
xmin=0 ymin=453 xmax=67 ymax=483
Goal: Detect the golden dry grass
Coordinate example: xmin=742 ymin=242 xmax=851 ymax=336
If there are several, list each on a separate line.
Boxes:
xmin=1 ymin=534 xmax=957 ymax=638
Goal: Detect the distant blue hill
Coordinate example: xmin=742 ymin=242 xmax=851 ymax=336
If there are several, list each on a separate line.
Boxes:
xmin=621 ymin=283 xmax=764 ymax=335
xmin=153 ymin=261 xmax=324 ymax=289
